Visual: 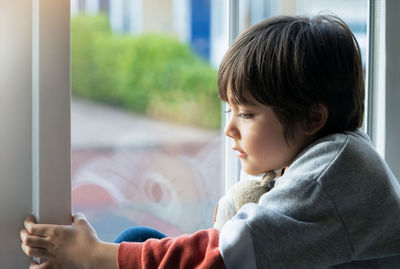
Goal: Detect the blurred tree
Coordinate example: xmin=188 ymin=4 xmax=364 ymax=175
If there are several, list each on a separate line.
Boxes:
xmin=71 ymin=13 xmax=220 ymax=129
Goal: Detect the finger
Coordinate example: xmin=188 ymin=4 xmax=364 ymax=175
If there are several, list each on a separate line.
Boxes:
xmin=72 ymin=212 xmax=90 ymax=227
xmin=21 ymin=243 xmax=49 ymax=258
xmin=24 ymin=219 xmax=59 ymax=237
xmin=24 ymin=215 xmax=38 ymax=233
xmin=72 ymin=212 xmax=98 ymax=237
xmin=25 ymin=214 xmax=37 ymax=224
xmin=72 ymin=212 xmax=87 ymax=222
xmin=20 ymin=228 xmax=28 ymax=241
xmin=21 ymin=229 xmax=52 ymax=249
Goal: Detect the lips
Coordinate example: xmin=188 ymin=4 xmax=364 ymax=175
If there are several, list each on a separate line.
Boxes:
xmin=232 ymin=147 xmax=247 ymax=158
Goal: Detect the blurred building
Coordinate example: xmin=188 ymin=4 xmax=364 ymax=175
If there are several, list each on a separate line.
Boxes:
xmin=71 ymin=0 xmax=229 ymax=67
xmin=71 ymin=0 xmax=366 ymax=67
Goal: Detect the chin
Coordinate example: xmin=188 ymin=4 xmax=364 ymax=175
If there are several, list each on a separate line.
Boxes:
xmin=240 ymin=160 xmax=269 ymax=176
xmin=242 ymin=167 xmax=264 ymax=176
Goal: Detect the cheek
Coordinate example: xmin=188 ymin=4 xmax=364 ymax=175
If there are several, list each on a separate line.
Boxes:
xmin=247 ymin=131 xmax=274 ymax=154
xmin=250 ymin=130 xmax=287 ymax=159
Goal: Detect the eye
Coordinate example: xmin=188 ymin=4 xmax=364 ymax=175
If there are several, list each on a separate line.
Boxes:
xmin=237 ymin=113 xmax=254 ymax=119
xmin=225 ymin=108 xmax=232 ymax=114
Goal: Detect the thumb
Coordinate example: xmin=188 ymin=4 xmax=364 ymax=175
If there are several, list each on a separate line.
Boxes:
xmin=72 ymin=212 xmax=97 ymax=236
xmin=72 ymin=212 xmax=88 ymax=225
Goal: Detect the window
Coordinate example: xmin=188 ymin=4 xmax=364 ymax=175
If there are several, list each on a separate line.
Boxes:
xmin=2 ymin=1 xmax=400 ymax=267
xmin=70 ymin=0 xmax=228 ymax=241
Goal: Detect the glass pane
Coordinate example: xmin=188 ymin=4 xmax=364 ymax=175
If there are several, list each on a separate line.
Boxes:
xmin=238 ymin=0 xmax=368 ymax=66
xmin=70 ymin=0 xmax=227 ymax=242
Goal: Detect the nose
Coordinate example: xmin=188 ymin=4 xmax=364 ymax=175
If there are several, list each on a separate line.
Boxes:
xmin=224 ymin=116 xmax=240 ymax=139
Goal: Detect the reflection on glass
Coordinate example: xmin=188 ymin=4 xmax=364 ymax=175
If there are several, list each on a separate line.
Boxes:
xmin=70 ymin=0 xmax=227 ymax=241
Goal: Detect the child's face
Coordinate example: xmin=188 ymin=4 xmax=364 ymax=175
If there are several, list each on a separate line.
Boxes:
xmin=224 ymin=91 xmax=311 ymax=176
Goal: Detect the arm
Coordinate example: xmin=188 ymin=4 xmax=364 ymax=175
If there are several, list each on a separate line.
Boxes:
xmin=118 ymin=228 xmax=225 ymax=269
xmin=20 ymin=214 xmax=118 ymax=269
xmin=21 ymin=214 xmax=225 ymax=269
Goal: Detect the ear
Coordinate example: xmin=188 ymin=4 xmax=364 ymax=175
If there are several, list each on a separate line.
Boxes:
xmin=304 ymin=103 xmax=328 ymax=135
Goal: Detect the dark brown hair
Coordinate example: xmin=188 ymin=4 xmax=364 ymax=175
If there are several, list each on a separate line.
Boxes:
xmin=218 ymin=14 xmax=365 ymax=141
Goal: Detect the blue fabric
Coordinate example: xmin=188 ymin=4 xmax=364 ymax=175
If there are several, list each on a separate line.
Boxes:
xmin=113 ymin=226 xmax=167 ymax=243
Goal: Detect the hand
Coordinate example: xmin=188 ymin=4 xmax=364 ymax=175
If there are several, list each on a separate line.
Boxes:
xmin=20 ymin=213 xmax=118 ymax=269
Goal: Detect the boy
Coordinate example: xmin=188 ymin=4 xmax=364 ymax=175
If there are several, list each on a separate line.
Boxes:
xmin=21 ymin=14 xmax=400 ymax=268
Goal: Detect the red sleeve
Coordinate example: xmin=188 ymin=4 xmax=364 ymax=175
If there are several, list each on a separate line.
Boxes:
xmin=117 ymin=228 xmax=226 ymax=269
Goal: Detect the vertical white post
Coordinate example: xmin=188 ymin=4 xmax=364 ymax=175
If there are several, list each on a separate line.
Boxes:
xmin=365 ymin=0 xmax=400 ymax=181
xmin=384 ymin=0 xmax=400 ymax=180
xmin=1 ymin=0 xmax=73 ymax=265
xmin=210 ymin=0 xmax=229 ymax=69
xmin=225 ymin=0 xmax=241 ymax=192
xmin=229 ymin=0 xmax=239 ymax=45
xmin=86 ymin=0 xmax=100 ymax=14
xmin=32 ymin=0 xmax=71 ymax=225
xmin=365 ymin=0 xmax=386 ymax=154
xmin=0 ymin=1 xmax=33 ymax=267
xmin=110 ymin=0 xmax=124 ymax=33
xmin=130 ymin=0 xmax=143 ymax=34
xmin=172 ymin=0 xmax=189 ymax=42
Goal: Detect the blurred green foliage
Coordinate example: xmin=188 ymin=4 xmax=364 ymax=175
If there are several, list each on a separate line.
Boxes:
xmin=71 ymin=14 xmax=220 ymax=129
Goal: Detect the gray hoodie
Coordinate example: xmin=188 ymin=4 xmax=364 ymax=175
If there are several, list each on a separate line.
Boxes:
xmin=219 ymin=130 xmax=400 ymax=268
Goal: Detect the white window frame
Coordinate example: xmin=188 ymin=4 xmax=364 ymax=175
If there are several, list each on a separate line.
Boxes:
xmin=32 ymin=0 xmax=71 ymax=226
xmin=224 ymin=0 xmax=241 ymax=192
xmin=366 ymin=0 xmax=400 ymax=181
xmin=0 ymin=0 xmax=71 ymax=267
xmin=384 ymin=1 xmax=400 ymax=181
